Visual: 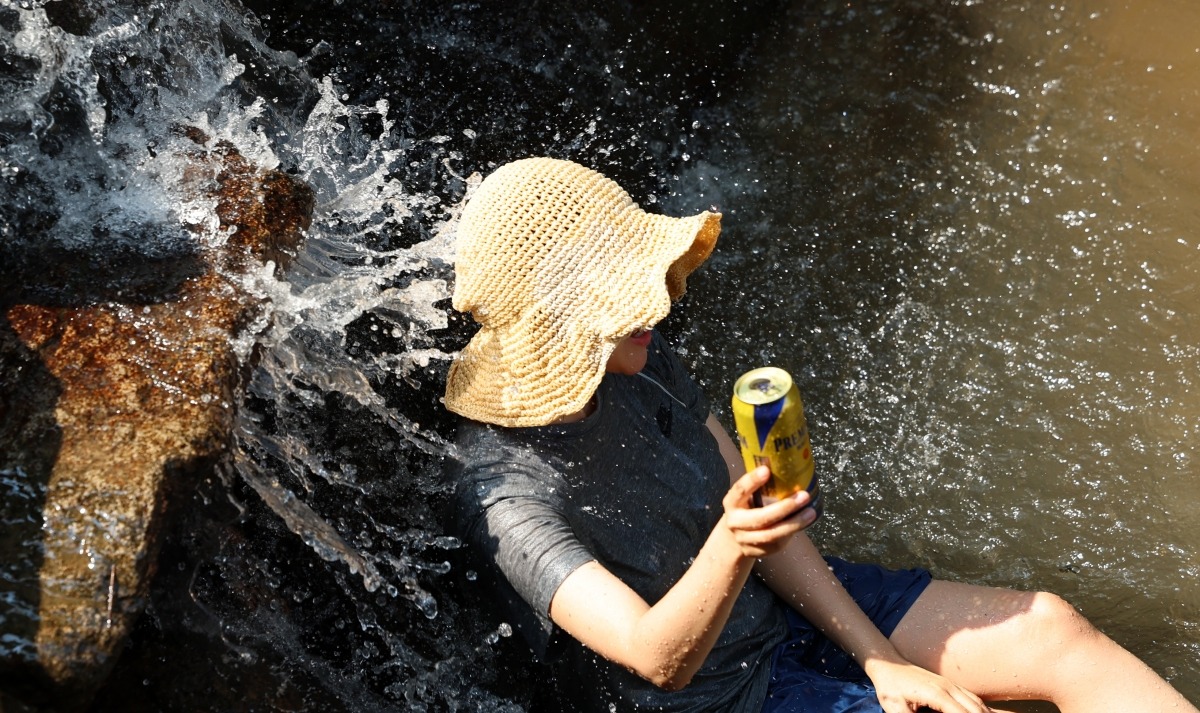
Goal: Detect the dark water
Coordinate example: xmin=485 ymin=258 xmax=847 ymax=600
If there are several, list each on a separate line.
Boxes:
xmin=2 ymin=0 xmax=1196 ymax=709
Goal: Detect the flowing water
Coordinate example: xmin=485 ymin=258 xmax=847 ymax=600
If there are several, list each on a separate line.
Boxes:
xmin=2 ymin=0 xmax=1197 ymax=709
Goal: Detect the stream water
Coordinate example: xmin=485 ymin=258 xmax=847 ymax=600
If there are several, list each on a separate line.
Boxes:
xmin=2 ymin=0 xmax=1197 ymax=710
xmin=681 ymin=1 xmax=1200 ymax=696
xmin=675 ymin=0 xmax=1200 ymax=700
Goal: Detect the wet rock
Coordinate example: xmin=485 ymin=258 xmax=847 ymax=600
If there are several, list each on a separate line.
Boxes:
xmin=0 ymin=131 xmax=313 ymax=712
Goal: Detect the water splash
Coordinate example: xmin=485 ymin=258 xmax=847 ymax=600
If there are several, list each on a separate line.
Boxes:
xmin=3 ymin=0 xmax=518 ymax=708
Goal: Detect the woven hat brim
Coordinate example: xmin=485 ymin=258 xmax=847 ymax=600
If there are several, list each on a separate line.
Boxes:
xmin=666 ymin=212 xmax=721 ymax=300
xmin=445 ymin=307 xmax=607 ymax=428
xmin=445 ymin=209 xmax=721 ymax=427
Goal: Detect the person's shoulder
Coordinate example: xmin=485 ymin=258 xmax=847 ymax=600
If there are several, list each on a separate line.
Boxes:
xmin=451 ymin=419 xmax=536 ymax=471
xmin=453 ymin=417 xmax=506 ymax=449
xmin=447 ymin=419 xmax=570 ymax=534
xmin=447 ymin=418 xmax=567 ymax=494
xmin=447 ymin=419 xmax=498 ymax=466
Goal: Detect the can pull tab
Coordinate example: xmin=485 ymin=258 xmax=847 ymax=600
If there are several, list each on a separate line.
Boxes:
xmin=749 ymin=377 xmax=784 ymax=399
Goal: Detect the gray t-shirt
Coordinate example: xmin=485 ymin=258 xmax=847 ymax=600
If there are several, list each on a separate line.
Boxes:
xmin=450 ymin=332 xmax=788 ymax=712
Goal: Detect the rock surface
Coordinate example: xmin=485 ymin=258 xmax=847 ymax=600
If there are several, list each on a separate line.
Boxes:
xmin=0 ymin=131 xmax=313 ymax=712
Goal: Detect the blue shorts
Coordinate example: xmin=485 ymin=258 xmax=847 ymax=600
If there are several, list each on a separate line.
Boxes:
xmin=761 ymin=557 xmax=933 ymax=713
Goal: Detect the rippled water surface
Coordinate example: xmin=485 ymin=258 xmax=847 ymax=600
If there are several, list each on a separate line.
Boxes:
xmin=675 ymin=0 xmax=1200 ymax=697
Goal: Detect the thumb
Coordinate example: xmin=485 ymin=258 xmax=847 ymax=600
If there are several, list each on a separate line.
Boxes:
xmin=724 ymin=466 xmax=770 ymax=510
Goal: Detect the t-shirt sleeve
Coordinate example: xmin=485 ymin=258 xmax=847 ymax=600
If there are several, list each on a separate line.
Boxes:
xmin=452 ymin=437 xmax=594 ymax=655
xmin=475 ymin=484 xmax=594 ymax=618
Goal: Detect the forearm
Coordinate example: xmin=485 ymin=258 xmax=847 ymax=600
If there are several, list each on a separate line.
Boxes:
xmin=551 ymin=520 xmax=755 ymax=690
xmin=723 ymin=412 xmax=990 ymax=711
xmin=755 ymin=532 xmax=908 ymax=671
xmin=625 ymin=486 xmax=809 ymax=687
xmin=631 ymin=521 xmax=757 ymax=688
xmin=550 ymin=466 xmax=807 ymax=691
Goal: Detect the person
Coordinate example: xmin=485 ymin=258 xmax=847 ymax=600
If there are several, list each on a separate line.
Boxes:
xmin=443 ymin=157 xmax=1197 ymax=713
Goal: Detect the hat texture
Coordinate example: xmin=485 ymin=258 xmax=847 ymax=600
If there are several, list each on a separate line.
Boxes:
xmin=445 ymin=157 xmax=720 ymax=427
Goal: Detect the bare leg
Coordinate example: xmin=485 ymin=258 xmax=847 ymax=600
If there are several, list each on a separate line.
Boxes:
xmin=888 ymin=580 xmax=1197 ymax=713
xmin=988 ymin=703 xmax=1059 ymax=713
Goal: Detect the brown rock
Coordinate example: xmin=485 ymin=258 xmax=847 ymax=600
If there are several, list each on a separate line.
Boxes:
xmin=0 ymin=131 xmax=313 ymax=711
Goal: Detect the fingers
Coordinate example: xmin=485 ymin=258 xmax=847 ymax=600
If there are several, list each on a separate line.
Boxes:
xmin=944 ymin=680 xmax=990 ymax=713
xmin=727 ymin=496 xmax=814 ymax=535
xmin=950 ymin=688 xmax=992 ymax=713
xmin=724 ymin=466 xmax=772 ymax=509
xmin=901 ymin=685 xmax=991 ymax=713
xmin=724 ymin=467 xmax=814 ymax=526
xmin=723 ymin=467 xmax=818 ymax=556
xmin=732 ymin=512 xmax=807 ymax=551
xmin=875 ymin=664 xmax=993 ymax=713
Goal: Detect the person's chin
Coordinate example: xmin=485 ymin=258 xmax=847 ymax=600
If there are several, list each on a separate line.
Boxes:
xmin=625 ymin=353 xmax=649 ymax=374
xmin=607 ymin=350 xmax=647 ymax=375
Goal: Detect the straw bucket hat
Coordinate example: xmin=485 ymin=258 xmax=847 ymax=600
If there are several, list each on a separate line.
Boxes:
xmin=444 ymin=157 xmax=720 ymax=427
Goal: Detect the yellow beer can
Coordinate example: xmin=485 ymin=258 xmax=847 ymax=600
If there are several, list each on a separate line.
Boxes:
xmin=731 ymin=367 xmax=821 ymax=513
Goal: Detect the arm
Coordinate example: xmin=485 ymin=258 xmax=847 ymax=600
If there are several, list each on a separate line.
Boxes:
xmin=706 ymin=415 xmax=992 ymax=713
xmin=548 ymin=456 xmax=814 ymax=691
xmin=703 ymin=415 xmax=901 ymax=669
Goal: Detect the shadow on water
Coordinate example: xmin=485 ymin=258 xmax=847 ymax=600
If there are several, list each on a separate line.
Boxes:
xmin=0 ymin=30 xmax=213 ymax=704
xmin=233 ymin=0 xmax=791 ymax=209
xmin=0 ymin=317 xmax=59 ymax=705
xmin=672 ymin=0 xmax=983 ymax=385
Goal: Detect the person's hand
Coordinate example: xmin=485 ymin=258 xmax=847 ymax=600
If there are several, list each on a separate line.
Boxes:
xmin=721 ymin=466 xmax=816 ymax=558
xmin=867 ymin=659 xmax=993 ymax=713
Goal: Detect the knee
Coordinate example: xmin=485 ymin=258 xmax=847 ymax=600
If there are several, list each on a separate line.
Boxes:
xmin=1024 ymin=591 xmax=1099 ymax=649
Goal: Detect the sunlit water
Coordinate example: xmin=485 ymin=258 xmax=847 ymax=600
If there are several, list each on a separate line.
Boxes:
xmin=3 ymin=0 xmax=1197 ymax=709
xmin=674 ymin=0 xmax=1200 ymax=697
